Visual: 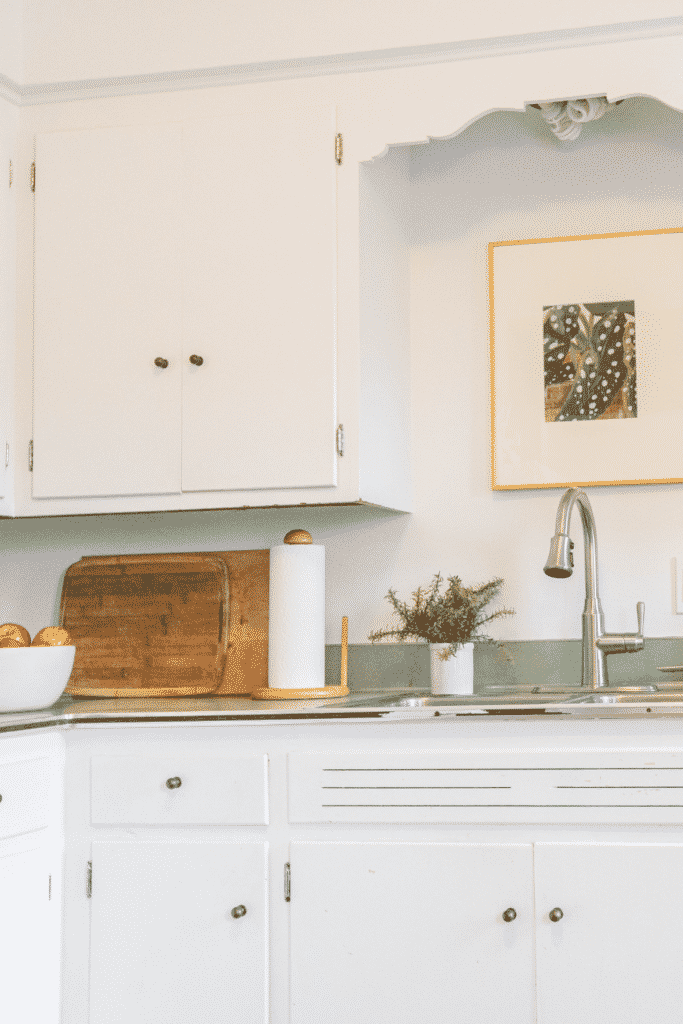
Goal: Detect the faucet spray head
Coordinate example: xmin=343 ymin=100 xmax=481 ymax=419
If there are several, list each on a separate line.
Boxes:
xmin=544 ymin=535 xmax=574 ymax=578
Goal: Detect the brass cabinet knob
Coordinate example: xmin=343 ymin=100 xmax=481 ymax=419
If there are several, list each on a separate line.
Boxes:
xmin=549 ymin=907 xmax=564 ymax=922
xmin=231 ymin=905 xmax=247 ymax=918
xmin=189 ymin=354 xmax=204 ymax=366
xmin=165 ymin=777 xmax=182 ymax=789
xmin=502 ymin=908 xmax=517 ymax=922
xmin=154 ymin=357 xmax=169 ymax=368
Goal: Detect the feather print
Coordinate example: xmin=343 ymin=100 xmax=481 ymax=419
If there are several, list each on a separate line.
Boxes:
xmin=543 ymin=302 xmax=637 ymax=422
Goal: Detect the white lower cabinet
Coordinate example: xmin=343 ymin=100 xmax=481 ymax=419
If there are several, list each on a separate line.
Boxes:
xmin=88 ymin=840 xmax=268 ymax=1024
xmin=535 ymin=843 xmax=683 ymax=1024
xmin=0 ymin=840 xmax=61 ymax=1024
xmin=290 ymin=841 xmax=536 ymax=1024
xmin=52 ymin=732 xmax=683 ymax=1024
xmin=290 ymin=839 xmax=683 ymax=1024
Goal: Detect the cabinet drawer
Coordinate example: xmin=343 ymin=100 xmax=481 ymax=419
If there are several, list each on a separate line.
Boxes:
xmin=91 ymin=755 xmax=268 ymax=825
xmin=0 ymin=757 xmax=51 ymax=840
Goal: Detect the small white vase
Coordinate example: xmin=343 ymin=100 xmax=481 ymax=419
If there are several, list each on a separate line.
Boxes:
xmin=430 ymin=642 xmax=474 ymax=695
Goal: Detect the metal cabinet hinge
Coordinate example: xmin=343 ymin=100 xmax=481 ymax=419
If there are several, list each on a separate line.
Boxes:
xmin=8 ymin=160 xmax=12 ymax=187
xmin=86 ymin=861 xmax=92 ymax=899
xmin=30 ymin=162 xmax=35 ymax=192
xmin=335 ymin=133 xmax=343 ymax=165
xmin=5 ymin=442 xmax=8 ymax=468
xmin=284 ymin=862 xmax=291 ymax=902
xmin=28 ymin=439 xmax=33 ymax=471
xmin=335 ymin=423 xmax=344 ymax=457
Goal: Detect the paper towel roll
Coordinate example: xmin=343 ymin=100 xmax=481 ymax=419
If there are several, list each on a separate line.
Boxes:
xmin=268 ymin=542 xmax=325 ymax=689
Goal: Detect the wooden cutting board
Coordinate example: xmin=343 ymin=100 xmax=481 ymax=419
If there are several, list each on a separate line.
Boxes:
xmin=60 ymin=550 xmax=268 ymax=697
xmin=213 ymin=549 xmax=269 ymax=695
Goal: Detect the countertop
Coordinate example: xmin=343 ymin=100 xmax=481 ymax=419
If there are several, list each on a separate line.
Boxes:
xmin=1 ymin=687 xmax=683 ymax=733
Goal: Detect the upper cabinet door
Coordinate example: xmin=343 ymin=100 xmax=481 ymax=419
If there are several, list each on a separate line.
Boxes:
xmin=181 ymin=103 xmax=337 ymax=492
xmin=33 ymin=125 xmax=183 ymax=498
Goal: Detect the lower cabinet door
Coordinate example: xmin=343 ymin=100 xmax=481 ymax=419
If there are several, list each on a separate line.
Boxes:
xmin=535 ymin=843 xmax=683 ymax=1024
xmin=0 ymin=843 xmax=59 ymax=1024
xmin=290 ymin=841 xmax=535 ymax=1024
xmin=89 ymin=841 xmax=268 ymax=1024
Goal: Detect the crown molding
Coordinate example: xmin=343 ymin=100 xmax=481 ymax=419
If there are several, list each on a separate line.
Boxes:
xmin=2 ymin=15 xmax=681 ymax=107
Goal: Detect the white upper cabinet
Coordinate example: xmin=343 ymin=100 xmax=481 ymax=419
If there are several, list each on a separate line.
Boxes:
xmin=0 ymin=115 xmax=14 ymax=509
xmin=31 ymin=100 xmax=339 ymax=507
xmin=33 ymin=124 xmax=184 ymax=499
xmin=15 ymin=32 xmax=683 ymax=517
xmin=181 ymin=106 xmax=337 ymax=493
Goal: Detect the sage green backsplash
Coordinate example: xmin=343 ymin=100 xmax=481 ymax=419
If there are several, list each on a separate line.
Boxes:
xmin=325 ymin=640 xmax=683 ymax=691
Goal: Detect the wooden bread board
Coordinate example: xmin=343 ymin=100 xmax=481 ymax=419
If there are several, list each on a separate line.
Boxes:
xmin=61 ymin=550 xmax=268 ymax=697
xmin=213 ymin=549 xmax=269 ymax=695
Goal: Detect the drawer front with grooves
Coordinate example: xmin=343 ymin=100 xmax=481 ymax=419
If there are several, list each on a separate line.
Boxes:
xmin=0 ymin=757 xmax=51 ymax=839
xmin=288 ymin=750 xmax=683 ymax=824
xmin=91 ymin=754 xmax=268 ymax=825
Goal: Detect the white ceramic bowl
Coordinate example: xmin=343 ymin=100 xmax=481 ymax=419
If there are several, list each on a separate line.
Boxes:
xmin=0 ymin=645 xmax=76 ymax=712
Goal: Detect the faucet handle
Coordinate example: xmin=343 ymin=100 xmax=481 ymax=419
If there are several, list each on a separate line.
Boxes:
xmin=598 ymin=601 xmax=645 ymax=656
xmin=636 ymin=601 xmax=645 ymax=637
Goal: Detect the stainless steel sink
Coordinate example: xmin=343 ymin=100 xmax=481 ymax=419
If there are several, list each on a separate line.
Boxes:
xmin=565 ymin=691 xmax=683 ymax=704
xmin=336 ymin=691 xmax=580 ymax=708
xmin=334 ymin=689 xmax=683 ymax=709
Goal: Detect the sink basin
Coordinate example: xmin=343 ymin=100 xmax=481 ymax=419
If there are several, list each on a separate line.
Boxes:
xmin=335 ymin=692 xmax=580 ymax=709
xmin=333 ymin=689 xmax=683 ymax=709
xmin=566 ymin=691 xmax=683 ymax=704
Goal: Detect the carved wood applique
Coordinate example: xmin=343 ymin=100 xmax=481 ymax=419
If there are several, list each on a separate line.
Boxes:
xmin=534 ymin=97 xmax=616 ymax=141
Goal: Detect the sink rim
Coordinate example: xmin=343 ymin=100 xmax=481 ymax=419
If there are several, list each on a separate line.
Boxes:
xmin=332 ymin=689 xmax=683 ymax=709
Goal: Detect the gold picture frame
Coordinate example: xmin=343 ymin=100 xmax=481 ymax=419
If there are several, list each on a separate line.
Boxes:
xmin=489 ymin=226 xmax=683 ymax=490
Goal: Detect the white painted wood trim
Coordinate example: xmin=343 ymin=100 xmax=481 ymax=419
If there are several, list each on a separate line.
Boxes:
xmin=1 ymin=16 xmax=680 ymax=107
xmin=289 ymin=749 xmax=683 ymax=823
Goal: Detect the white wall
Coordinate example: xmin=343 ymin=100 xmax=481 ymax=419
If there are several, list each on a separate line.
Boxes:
xmin=0 ymin=0 xmax=22 ymax=83
xmin=0 ymin=502 xmax=403 ymax=649
xmin=3 ymin=14 xmax=683 ymax=659
xmin=403 ymin=95 xmax=683 ymax=643
xmin=19 ymin=0 xmax=682 ymax=84
xmin=2 ymin=95 xmax=681 ymax=651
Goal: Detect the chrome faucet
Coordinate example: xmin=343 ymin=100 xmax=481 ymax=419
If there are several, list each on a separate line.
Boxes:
xmin=544 ymin=488 xmax=644 ymax=690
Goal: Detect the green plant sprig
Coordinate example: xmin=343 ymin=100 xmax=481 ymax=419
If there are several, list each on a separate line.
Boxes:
xmin=368 ymin=573 xmax=514 ymax=659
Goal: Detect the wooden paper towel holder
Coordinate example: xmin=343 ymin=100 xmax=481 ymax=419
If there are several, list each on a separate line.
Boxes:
xmin=251 ymin=614 xmax=350 ymax=700
xmin=252 ymin=528 xmax=349 ymax=699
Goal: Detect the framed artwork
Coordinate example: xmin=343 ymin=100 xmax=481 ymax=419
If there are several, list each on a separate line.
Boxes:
xmin=489 ymin=226 xmax=683 ymax=490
